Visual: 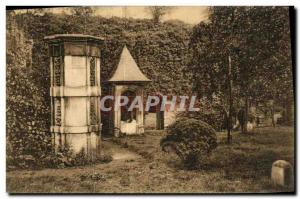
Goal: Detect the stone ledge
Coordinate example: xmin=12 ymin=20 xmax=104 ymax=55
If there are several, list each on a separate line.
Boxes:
xmin=51 ymin=125 xmax=100 ymax=133
xmin=50 ymin=86 xmax=101 ymax=97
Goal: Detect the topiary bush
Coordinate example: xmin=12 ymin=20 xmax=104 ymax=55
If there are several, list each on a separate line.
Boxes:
xmin=7 ymin=10 xmax=193 ymax=169
xmin=41 ymin=146 xmax=113 ymax=169
xmin=160 ymin=117 xmax=217 ymax=169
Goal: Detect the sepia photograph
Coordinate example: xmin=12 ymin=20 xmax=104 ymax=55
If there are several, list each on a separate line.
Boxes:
xmin=6 ymin=5 xmax=295 ymax=194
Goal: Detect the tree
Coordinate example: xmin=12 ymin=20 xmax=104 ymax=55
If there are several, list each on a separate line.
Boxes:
xmin=160 ymin=118 xmax=217 ymax=169
xmin=146 ymin=6 xmax=173 ymax=23
xmin=70 ymin=6 xmax=95 ymax=17
xmin=189 ymin=7 xmax=293 ymax=133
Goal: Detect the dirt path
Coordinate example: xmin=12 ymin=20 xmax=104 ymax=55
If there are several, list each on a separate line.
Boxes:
xmin=7 ymin=141 xmax=150 ymax=193
xmin=103 ymin=140 xmax=140 ymax=161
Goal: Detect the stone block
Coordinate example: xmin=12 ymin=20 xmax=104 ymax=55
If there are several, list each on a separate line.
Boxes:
xmin=46 ymin=34 xmax=102 ymax=157
xmin=271 ymin=160 xmax=293 ymax=186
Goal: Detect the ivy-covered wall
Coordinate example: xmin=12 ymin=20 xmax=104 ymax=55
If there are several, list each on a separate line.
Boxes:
xmin=7 ymin=12 xmax=52 ymax=169
xmin=16 ymin=13 xmax=193 ymax=94
xmin=7 ymin=12 xmax=194 ymax=168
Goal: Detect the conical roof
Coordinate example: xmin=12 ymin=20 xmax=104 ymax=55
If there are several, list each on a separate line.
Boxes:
xmin=108 ymin=46 xmax=150 ymax=83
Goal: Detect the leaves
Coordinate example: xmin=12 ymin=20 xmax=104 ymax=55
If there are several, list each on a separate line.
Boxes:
xmin=160 ymin=117 xmax=217 ymax=169
xmin=7 ymin=12 xmax=51 ymax=169
xmin=7 ymin=11 xmax=195 ymax=168
xmin=189 ymin=7 xmax=293 ymax=106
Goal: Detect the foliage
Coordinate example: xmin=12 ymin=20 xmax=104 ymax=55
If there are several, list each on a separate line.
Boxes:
xmin=177 ymin=96 xmax=224 ymax=130
xmin=7 ymin=127 xmax=294 ymax=193
xmin=15 ymin=11 xmax=193 ymax=95
xmin=6 ymin=12 xmax=52 ymax=169
xmin=70 ymin=6 xmax=95 ymax=17
xmin=44 ymin=147 xmax=113 ymax=169
xmin=160 ymin=117 xmax=217 ymax=169
xmin=146 ymin=6 xmax=173 ymax=23
xmin=189 ymin=7 xmax=293 ymax=126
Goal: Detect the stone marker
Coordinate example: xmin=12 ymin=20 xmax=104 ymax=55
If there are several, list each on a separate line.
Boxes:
xmin=271 ymin=160 xmax=293 ymax=186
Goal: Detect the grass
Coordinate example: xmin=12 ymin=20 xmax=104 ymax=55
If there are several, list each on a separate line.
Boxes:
xmin=7 ymin=126 xmax=294 ymax=193
xmin=112 ymin=126 xmax=295 ymax=193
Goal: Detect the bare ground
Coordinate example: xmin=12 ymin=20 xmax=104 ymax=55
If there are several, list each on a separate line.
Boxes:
xmin=7 ymin=126 xmax=294 ymax=194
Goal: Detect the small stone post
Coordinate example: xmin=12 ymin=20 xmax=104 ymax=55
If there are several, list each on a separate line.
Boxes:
xmin=271 ymin=160 xmax=293 ymax=187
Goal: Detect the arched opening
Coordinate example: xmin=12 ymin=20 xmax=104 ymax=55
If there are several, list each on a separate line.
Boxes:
xmin=120 ymin=90 xmax=138 ymax=134
xmin=121 ymin=90 xmax=137 ymax=122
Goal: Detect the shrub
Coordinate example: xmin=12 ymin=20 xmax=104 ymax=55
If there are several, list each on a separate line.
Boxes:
xmin=6 ymin=13 xmax=51 ymax=170
xmin=160 ymin=117 xmax=217 ymax=169
xmin=43 ymin=147 xmax=113 ymax=169
xmin=177 ymin=96 xmax=225 ymax=131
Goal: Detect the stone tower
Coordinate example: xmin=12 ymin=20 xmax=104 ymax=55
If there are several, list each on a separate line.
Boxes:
xmin=44 ymin=34 xmax=103 ymax=156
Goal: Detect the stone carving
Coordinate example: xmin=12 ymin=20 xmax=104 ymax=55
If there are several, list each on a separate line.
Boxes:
xmin=54 ymin=98 xmax=61 ymax=126
xmin=90 ymin=57 xmax=96 ymax=86
xmin=90 ymin=97 xmax=97 ymax=125
xmin=53 ymin=57 xmax=61 ymax=86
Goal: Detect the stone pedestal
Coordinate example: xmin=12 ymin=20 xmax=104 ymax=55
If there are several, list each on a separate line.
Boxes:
xmin=271 ymin=160 xmax=293 ymax=187
xmin=45 ymin=34 xmax=103 ymax=156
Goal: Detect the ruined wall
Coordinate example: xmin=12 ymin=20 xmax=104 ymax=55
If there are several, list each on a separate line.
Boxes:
xmin=6 ymin=12 xmax=51 ymax=168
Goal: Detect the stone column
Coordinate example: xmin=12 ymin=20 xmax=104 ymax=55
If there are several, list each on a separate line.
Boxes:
xmin=113 ymin=85 xmax=123 ymax=137
xmin=136 ymin=87 xmax=145 ymax=134
xmin=45 ymin=34 xmax=103 ymax=157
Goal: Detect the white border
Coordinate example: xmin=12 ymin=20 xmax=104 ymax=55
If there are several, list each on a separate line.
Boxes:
xmin=1 ymin=0 xmax=299 ymax=5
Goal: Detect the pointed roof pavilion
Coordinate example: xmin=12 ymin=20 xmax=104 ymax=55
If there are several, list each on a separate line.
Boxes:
xmin=108 ymin=46 xmax=150 ymax=83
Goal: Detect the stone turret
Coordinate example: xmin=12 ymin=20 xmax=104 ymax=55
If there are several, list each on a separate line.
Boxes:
xmin=108 ymin=46 xmax=150 ymax=136
xmin=45 ymin=34 xmax=103 ymax=156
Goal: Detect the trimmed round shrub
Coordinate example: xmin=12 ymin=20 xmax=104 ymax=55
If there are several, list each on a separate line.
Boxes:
xmin=160 ymin=117 xmax=217 ymax=169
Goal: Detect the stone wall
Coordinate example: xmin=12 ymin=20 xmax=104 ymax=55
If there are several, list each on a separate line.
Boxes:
xmin=7 ymin=13 xmax=33 ymax=69
xmin=144 ymin=111 xmax=177 ymax=130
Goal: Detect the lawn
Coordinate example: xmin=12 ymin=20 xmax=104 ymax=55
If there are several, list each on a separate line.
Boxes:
xmin=7 ymin=126 xmax=294 ymax=193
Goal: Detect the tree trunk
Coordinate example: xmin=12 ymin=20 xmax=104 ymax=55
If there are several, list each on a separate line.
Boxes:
xmin=156 ymin=110 xmax=164 ymax=130
xmin=286 ymin=92 xmax=293 ymax=125
xmin=270 ymin=97 xmax=276 ymax=127
xmin=271 ymin=107 xmax=276 ymax=127
xmin=227 ymin=55 xmax=232 ymax=144
xmin=283 ymin=99 xmax=288 ymax=123
xmin=244 ymin=96 xmax=249 ymax=133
